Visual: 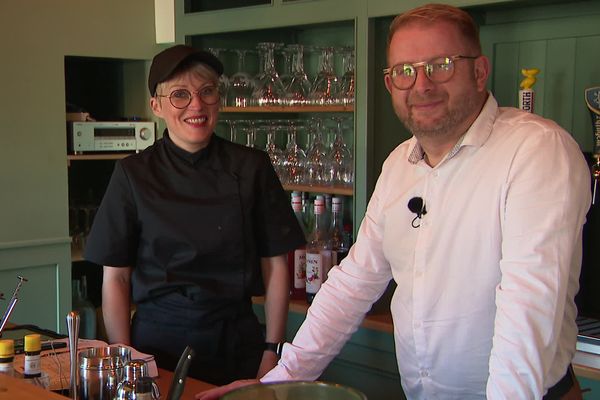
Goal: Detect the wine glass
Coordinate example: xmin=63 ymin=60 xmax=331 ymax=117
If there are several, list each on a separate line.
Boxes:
xmin=309 ymin=47 xmax=340 ymax=106
xmin=326 ymin=116 xmax=354 ymax=187
xmin=252 ymin=42 xmax=286 ymax=106
xmin=228 ymin=49 xmax=254 ymax=107
xmin=208 ymin=47 xmax=230 ymax=107
xmin=279 ymin=46 xmax=294 ymax=92
xmin=284 ymin=44 xmax=312 ymax=106
xmin=262 ymin=121 xmax=286 ymax=181
xmin=303 ymin=118 xmax=328 ymax=185
xmin=283 ymin=121 xmax=307 ymax=185
xmin=338 ymin=47 xmax=355 ymax=106
xmin=243 ymin=120 xmax=258 ymax=148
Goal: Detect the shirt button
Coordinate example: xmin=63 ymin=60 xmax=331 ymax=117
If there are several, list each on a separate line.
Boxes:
xmin=432 ymin=171 xmax=439 ymax=178
xmin=414 ymin=321 xmax=422 ymax=328
xmin=420 ymin=369 xmax=429 ymax=377
xmin=415 ymin=270 xmax=423 ymax=278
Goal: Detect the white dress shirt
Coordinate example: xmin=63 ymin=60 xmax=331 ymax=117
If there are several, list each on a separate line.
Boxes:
xmin=262 ymin=95 xmax=591 ymax=399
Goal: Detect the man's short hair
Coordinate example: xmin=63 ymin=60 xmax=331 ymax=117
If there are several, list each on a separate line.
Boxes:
xmin=387 ymin=3 xmax=481 ymax=58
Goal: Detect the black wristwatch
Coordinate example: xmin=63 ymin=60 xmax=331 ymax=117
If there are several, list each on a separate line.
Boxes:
xmin=264 ymin=342 xmax=284 ymax=358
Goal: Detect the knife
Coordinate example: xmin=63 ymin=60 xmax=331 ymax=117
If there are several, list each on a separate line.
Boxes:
xmin=166 ymin=345 xmax=195 ymax=400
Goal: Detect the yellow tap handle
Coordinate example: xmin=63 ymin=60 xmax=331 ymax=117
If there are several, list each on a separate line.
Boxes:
xmin=520 ymin=68 xmax=540 ymax=90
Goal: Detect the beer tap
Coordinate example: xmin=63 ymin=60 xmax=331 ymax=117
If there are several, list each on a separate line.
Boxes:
xmin=0 ymin=275 xmax=28 ymax=337
xmin=585 ymin=87 xmax=600 ymax=205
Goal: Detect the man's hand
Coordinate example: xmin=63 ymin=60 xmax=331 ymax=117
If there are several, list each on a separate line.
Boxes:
xmin=195 ymin=379 xmax=259 ymax=400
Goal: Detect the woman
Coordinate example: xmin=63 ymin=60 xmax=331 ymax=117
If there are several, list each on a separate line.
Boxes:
xmin=85 ymin=45 xmax=305 ymax=385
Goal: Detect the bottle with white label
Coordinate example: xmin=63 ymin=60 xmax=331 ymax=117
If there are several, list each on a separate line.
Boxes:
xmin=23 ymin=334 xmax=41 ymax=379
xmin=288 ymin=192 xmax=307 ymax=300
xmin=306 ymin=196 xmax=332 ymax=304
xmin=330 ymin=196 xmax=349 ymax=267
xmin=0 ymin=339 xmax=15 ymax=377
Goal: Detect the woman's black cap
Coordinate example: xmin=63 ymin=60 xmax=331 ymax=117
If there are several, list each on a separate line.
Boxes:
xmin=148 ymin=45 xmax=224 ymax=95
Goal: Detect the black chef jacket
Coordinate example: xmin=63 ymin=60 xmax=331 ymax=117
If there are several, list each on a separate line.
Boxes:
xmin=84 ymin=130 xmax=305 ymax=384
xmin=85 ymin=130 xmax=305 ymax=305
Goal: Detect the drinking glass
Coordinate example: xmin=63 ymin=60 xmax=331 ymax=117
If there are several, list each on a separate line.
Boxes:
xmin=283 ymin=121 xmax=307 ymax=185
xmin=208 ymin=47 xmax=230 ymax=107
xmin=309 ymin=47 xmax=340 ymax=106
xmin=303 ymin=118 xmax=328 ymax=185
xmin=326 ymin=116 xmax=354 ymax=187
xmin=279 ymin=46 xmax=294 ymax=92
xmin=252 ymin=42 xmax=286 ymax=106
xmin=262 ymin=121 xmax=286 ymax=181
xmin=284 ymin=44 xmax=311 ymax=106
xmin=228 ymin=49 xmax=254 ymax=107
xmin=243 ymin=120 xmax=258 ymax=148
xmin=338 ymin=47 xmax=355 ymax=106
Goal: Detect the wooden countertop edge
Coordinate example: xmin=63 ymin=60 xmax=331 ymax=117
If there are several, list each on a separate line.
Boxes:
xmin=252 ymin=296 xmax=394 ymax=334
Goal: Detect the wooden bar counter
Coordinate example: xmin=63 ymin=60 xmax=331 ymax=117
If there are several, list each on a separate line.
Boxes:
xmin=0 ymin=368 xmax=214 ymax=400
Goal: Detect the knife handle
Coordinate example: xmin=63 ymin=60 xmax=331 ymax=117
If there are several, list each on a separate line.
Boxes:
xmin=166 ymin=346 xmax=195 ymax=400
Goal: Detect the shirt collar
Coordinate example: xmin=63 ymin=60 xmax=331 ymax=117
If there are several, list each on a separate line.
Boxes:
xmin=163 ymin=129 xmax=214 ymax=165
xmin=407 ymin=93 xmax=498 ymax=165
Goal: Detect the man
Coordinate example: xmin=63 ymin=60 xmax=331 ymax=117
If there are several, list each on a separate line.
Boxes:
xmin=85 ymin=45 xmax=305 ymax=385
xmin=197 ymin=4 xmax=590 ymax=399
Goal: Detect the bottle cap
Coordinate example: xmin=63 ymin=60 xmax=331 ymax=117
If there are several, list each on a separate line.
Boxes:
xmin=0 ymin=339 xmax=14 ymax=357
xmin=24 ymin=334 xmax=41 ymax=352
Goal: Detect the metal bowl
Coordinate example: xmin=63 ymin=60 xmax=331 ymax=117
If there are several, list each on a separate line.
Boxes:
xmin=221 ymin=381 xmax=368 ymax=400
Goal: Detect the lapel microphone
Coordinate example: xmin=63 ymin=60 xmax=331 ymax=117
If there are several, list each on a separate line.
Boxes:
xmin=408 ymin=197 xmax=427 ymax=228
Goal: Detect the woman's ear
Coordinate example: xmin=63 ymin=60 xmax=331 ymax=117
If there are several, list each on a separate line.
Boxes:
xmin=150 ymin=96 xmax=162 ymax=117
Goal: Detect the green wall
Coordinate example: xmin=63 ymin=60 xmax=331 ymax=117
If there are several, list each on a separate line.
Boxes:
xmin=0 ymin=1 xmax=159 ymax=332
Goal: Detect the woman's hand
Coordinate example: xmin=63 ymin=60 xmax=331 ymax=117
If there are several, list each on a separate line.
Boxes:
xmin=256 ymin=350 xmax=279 ymax=378
xmin=194 ymin=379 xmax=259 ymax=400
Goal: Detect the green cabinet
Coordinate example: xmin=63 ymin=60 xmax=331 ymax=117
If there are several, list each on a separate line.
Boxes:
xmin=253 ymin=302 xmax=405 ymax=400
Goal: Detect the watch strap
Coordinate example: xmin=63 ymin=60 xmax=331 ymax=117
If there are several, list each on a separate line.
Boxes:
xmin=264 ymin=342 xmax=284 ymax=357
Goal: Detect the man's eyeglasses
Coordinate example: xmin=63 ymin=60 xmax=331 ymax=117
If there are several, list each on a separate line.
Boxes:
xmin=383 ymin=55 xmax=479 ymax=90
xmin=155 ymin=86 xmax=220 ymax=108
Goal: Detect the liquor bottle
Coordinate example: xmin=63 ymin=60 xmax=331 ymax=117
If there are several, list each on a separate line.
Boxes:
xmin=288 ymin=192 xmax=307 ymax=300
xmin=323 ymin=193 xmax=333 ymax=231
xmin=330 ymin=196 xmax=349 ymax=266
xmin=305 ymin=196 xmax=332 ymax=304
xmin=23 ymin=334 xmax=41 ymax=379
xmin=0 ymin=339 xmax=15 ymax=377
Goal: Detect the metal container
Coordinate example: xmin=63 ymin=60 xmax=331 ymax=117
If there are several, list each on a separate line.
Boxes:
xmin=116 ymin=359 xmax=160 ymax=400
xmin=78 ymin=346 xmax=131 ymax=400
xmin=221 ymin=381 xmax=368 ymax=400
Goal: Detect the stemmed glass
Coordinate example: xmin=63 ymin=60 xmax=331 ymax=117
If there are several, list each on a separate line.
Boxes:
xmin=252 ymin=42 xmax=286 ymax=106
xmin=326 ymin=116 xmax=354 ymax=187
xmin=283 ymin=121 xmax=307 ymax=185
xmin=284 ymin=44 xmax=311 ymax=106
xmin=208 ymin=47 xmax=230 ymax=107
xmin=218 ymin=119 xmax=245 ymax=145
xmin=309 ymin=47 xmax=340 ymax=106
xmin=262 ymin=121 xmax=286 ymax=180
xmin=304 ymin=118 xmax=328 ymax=185
xmin=279 ymin=46 xmax=294 ymax=92
xmin=338 ymin=47 xmax=355 ymax=106
xmin=228 ymin=49 xmax=254 ymax=107
xmin=243 ymin=120 xmax=258 ymax=148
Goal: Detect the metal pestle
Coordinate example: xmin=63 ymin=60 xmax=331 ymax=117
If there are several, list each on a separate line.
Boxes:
xmin=0 ymin=276 xmax=28 ymax=337
xmin=67 ymin=311 xmax=80 ymax=400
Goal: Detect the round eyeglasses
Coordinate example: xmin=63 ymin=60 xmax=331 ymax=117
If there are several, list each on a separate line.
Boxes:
xmin=383 ymin=55 xmax=478 ymax=90
xmin=155 ymin=86 xmax=220 ymax=108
